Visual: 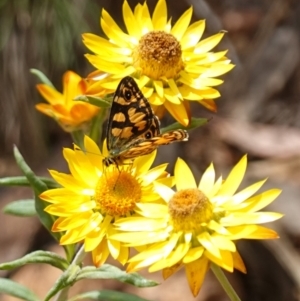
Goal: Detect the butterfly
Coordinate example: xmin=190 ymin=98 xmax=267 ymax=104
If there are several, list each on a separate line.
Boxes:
xmin=103 ymin=76 xmax=188 ymax=166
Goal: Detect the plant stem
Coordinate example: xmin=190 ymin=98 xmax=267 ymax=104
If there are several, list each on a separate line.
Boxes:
xmin=53 ymin=245 xmax=86 ymax=301
xmin=211 ymin=263 xmax=242 ymax=301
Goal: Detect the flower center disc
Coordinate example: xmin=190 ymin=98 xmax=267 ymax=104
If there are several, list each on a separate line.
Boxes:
xmin=95 ymin=170 xmax=142 ymax=216
xmin=134 ymin=31 xmax=184 ymax=80
xmin=169 ymin=188 xmax=213 ymax=232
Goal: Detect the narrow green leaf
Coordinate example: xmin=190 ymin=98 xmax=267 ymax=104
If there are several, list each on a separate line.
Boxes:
xmin=76 ymin=265 xmax=158 ymax=287
xmin=161 ymin=117 xmax=210 ymax=133
xmin=12 ymin=147 xmax=58 ymax=240
xmin=30 ymin=68 xmax=55 ymax=88
xmin=34 ymin=194 xmax=61 ymax=242
xmin=75 ymin=95 xmax=112 ymax=108
xmin=0 ymin=176 xmax=59 ymax=188
xmin=13 ymin=146 xmax=47 ymax=195
xmin=3 ymin=199 xmax=36 ymax=217
xmin=69 ymin=290 xmax=152 ymax=301
xmin=0 ymin=278 xmax=40 ymax=301
xmin=0 ymin=251 xmax=69 ymax=271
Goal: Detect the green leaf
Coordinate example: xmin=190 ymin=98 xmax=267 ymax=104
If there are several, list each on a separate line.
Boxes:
xmin=0 ymin=251 xmax=69 ymax=271
xmin=0 ymin=176 xmax=60 ymax=188
xmin=69 ymin=290 xmax=152 ymax=301
xmin=12 ymin=146 xmax=59 ymax=239
xmin=161 ymin=117 xmax=210 ymax=133
xmin=13 ymin=146 xmax=48 ymax=195
xmin=3 ymin=199 xmax=36 ymax=217
xmin=34 ymin=193 xmax=62 ymax=241
xmin=30 ymin=68 xmax=55 ymax=88
xmin=74 ymin=95 xmax=112 ymax=108
xmin=0 ymin=278 xmax=40 ymax=301
xmin=76 ymin=265 xmax=158 ymax=287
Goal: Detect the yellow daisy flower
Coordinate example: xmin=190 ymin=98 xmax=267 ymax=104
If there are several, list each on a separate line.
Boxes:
xmin=82 ymin=0 xmax=234 ymax=126
xmin=39 ymin=136 xmax=171 ymax=267
xmin=113 ymin=155 xmax=283 ymax=296
xmin=36 ymin=71 xmax=99 ymax=132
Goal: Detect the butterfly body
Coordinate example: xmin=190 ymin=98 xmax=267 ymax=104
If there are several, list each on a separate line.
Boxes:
xmin=104 ymin=76 xmax=188 ymax=166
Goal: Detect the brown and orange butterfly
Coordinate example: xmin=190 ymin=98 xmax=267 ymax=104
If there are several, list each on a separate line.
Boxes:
xmin=103 ymin=76 xmax=188 ymax=166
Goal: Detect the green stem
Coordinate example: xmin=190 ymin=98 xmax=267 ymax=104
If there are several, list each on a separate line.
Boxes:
xmin=53 ymin=245 xmax=86 ymax=301
xmin=211 ymin=263 xmax=242 ymax=301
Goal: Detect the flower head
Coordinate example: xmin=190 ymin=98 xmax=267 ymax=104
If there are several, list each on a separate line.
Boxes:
xmin=82 ymin=0 xmax=234 ymax=126
xmin=39 ymin=136 xmax=171 ymax=267
xmin=113 ymin=155 xmax=282 ymax=296
xmin=36 ymin=71 xmax=99 ymax=132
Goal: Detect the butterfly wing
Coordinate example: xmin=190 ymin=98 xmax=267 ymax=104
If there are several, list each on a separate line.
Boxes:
xmin=120 ymin=129 xmax=189 ymax=159
xmin=106 ymin=76 xmax=160 ymax=157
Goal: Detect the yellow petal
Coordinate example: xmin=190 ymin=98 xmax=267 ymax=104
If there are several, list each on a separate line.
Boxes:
xmin=197 ymin=232 xmax=220 ymax=258
xmin=117 ymin=245 xmax=129 ymax=265
xmin=107 ymin=238 xmax=120 ymax=259
xmin=153 ymin=80 xmax=164 ymax=98
xmin=53 ymin=213 xmax=91 ymax=230
xmin=243 ymin=225 xmax=279 ymax=239
xmin=36 ymin=84 xmax=64 ymax=105
xmin=221 ymin=212 xmax=283 ymax=226
xmin=84 ymin=136 xmax=104 ymax=172
xmin=162 ymin=262 xmax=182 ymax=279
xmin=168 ymin=78 xmax=182 ymax=100
xmin=199 ymin=163 xmax=215 ymax=195
xmin=185 ymin=257 xmax=209 ymax=297
xmin=194 ymin=32 xmax=225 ymax=54
xmin=244 ymin=189 xmax=282 ymax=213
xmin=135 ymin=203 xmax=168 ymax=218
xmin=207 ymin=220 xmax=230 ymax=235
xmin=40 ymin=188 xmax=81 ymax=203
xmin=85 ymin=54 xmax=127 ymax=74
xmin=149 ymin=242 xmax=189 ymax=272
xmin=175 ymin=158 xmax=197 ymax=190
xmin=85 ymin=228 xmax=105 ymax=251
xmin=133 ymin=150 xmax=156 ymax=174
xmin=115 ymin=216 xmax=166 ymax=231
xmin=232 ymin=250 xmax=247 ymax=273
xmin=163 ymin=88 xmax=181 ymax=104
xmin=201 ymin=63 xmax=235 ymax=78
xmin=230 ymin=179 xmax=267 ymax=205
xmin=134 ymin=2 xmax=153 ymax=35
xmin=101 ymin=9 xmax=132 ymax=46
xmin=164 ymin=100 xmax=190 ymax=126
xmin=181 ymin=20 xmax=205 ymax=50
xmin=204 ymin=249 xmax=234 ymax=272
xmin=154 ymin=182 xmax=174 ymax=202
xmin=198 ymin=99 xmax=218 ymax=112
xmin=62 ymin=71 xmax=84 ymax=104
xmin=183 ymin=246 xmax=204 ymax=263
xmin=149 ymin=92 xmax=164 ymax=106
xmin=123 ymin=0 xmax=140 ymax=38
xmin=152 ymin=0 xmax=167 ymax=30
xmin=226 ymin=225 xmax=260 ymax=240
xmin=139 ymin=163 xmax=169 ymax=186
xmin=210 ymin=235 xmax=236 ymax=252
xmin=171 ymin=7 xmax=193 ymax=41
xmin=218 ymin=155 xmax=247 ymax=196
xmin=60 ymin=229 xmax=82 ymax=245
xmin=92 ymin=239 xmax=110 ymax=267
xmin=82 ymin=33 xmax=131 ymax=56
